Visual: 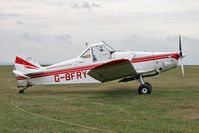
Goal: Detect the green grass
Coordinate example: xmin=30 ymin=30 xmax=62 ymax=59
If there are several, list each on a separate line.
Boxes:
xmin=0 ymin=65 xmax=199 ymax=133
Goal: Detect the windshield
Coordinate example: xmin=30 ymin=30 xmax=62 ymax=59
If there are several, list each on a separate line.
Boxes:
xmin=81 ymin=48 xmax=91 ymax=59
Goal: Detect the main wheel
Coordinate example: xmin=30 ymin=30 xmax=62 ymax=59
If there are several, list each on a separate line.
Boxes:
xmin=138 ymin=84 xmax=152 ymax=95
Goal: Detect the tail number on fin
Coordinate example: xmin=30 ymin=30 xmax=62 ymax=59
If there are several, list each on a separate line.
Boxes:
xmin=54 ymin=70 xmax=87 ymax=82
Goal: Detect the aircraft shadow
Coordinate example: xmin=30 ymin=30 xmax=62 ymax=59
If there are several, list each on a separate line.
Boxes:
xmin=28 ymin=86 xmax=138 ymax=98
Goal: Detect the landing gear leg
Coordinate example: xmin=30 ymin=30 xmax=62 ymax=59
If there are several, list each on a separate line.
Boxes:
xmin=137 ymin=75 xmax=152 ymax=95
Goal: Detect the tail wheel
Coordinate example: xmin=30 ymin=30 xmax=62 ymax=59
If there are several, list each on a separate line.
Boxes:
xmin=138 ymin=84 xmax=152 ymax=95
xmin=18 ymin=86 xmax=28 ymax=94
xmin=18 ymin=89 xmax=25 ymax=94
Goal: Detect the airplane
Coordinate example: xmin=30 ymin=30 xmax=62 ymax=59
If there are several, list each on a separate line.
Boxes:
xmin=13 ymin=35 xmax=185 ymax=95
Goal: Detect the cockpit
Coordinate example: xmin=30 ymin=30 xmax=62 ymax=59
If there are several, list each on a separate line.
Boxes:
xmin=80 ymin=42 xmax=115 ymax=62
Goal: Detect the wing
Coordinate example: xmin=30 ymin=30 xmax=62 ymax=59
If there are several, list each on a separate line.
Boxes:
xmin=87 ymin=59 xmax=137 ymax=83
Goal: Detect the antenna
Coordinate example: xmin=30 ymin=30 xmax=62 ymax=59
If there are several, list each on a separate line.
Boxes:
xmin=102 ymin=41 xmax=116 ymax=52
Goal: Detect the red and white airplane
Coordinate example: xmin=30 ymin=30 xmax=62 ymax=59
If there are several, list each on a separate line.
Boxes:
xmin=13 ymin=35 xmax=185 ymax=94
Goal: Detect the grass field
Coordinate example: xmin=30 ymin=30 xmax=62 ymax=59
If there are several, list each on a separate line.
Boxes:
xmin=0 ymin=65 xmax=199 ymax=133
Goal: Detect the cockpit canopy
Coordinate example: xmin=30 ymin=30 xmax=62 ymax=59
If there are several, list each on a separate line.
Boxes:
xmin=80 ymin=42 xmax=115 ymax=62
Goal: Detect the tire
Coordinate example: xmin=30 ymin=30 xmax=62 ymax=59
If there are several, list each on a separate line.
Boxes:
xmin=138 ymin=84 xmax=152 ymax=95
xmin=145 ymin=82 xmax=152 ymax=89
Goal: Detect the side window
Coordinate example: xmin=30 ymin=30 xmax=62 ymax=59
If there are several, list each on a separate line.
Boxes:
xmin=81 ymin=49 xmax=91 ymax=59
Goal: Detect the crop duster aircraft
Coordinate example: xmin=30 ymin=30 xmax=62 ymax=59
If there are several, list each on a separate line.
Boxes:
xmin=13 ymin=35 xmax=185 ymax=94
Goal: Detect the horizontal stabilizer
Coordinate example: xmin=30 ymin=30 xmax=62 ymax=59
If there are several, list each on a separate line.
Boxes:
xmin=13 ymin=70 xmax=30 ymax=79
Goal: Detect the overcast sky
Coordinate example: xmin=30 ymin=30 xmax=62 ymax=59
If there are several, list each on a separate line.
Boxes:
xmin=0 ymin=0 xmax=199 ymax=65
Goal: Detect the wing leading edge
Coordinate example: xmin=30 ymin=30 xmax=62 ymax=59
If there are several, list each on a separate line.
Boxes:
xmin=87 ymin=59 xmax=137 ymax=83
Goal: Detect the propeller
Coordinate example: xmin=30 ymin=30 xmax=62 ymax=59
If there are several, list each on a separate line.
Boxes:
xmin=178 ymin=35 xmax=185 ymax=76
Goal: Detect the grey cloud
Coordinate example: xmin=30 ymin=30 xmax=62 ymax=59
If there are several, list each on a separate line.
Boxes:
xmin=165 ymin=35 xmax=179 ymax=42
xmin=71 ymin=1 xmax=100 ymax=10
xmin=131 ymin=35 xmax=137 ymax=38
xmin=55 ymin=3 xmax=64 ymax=7
xmin=42 ymin=1 xmax=65 ymax=7
xmin=165 ymin=35 xmax=199 ymax=43
xmin=182 ymin=36 xmax=199 ymax=42
xmin=0 ymin=13 xmax=19 ymax=17
xmin=92 ymin=3 xmax=100 ymax=7
xmin=22 ymin=33 xmax=43 ymax=42
xmin=54 ymin=34 xmax=72 ymax=41
xmin=71 ymin=4 xmax=80 ymax=8
xmin=82 ymin=2 xmax=92 ymax=9
xmin=21 ymin=32 xmax=73 ymax=43
xmin=16 ymin=20 xmax=24 ymax=25
xmin=0 ymin=30 xmax=75 ymax=64
xmin=0 ymin=12 xmax=19 ymax=20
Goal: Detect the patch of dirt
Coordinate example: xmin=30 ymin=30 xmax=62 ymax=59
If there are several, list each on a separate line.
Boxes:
xmin=170 ymin=107 xmax=199 ymax=121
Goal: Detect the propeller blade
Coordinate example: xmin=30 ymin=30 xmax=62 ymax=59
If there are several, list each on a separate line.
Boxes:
xmin=179 ymin=35 xmax=182 ymax=57
xmin=180 ymin=58 xmax=184 ymax=77
xmin=178 ymin=35 xmax=184 ymax=76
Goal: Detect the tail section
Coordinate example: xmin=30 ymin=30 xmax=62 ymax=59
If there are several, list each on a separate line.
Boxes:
xmin=13 ymin=56 xmax=42 ymax=88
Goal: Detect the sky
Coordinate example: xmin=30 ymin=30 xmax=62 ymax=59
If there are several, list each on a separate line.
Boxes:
xmin=0 ymin=0 xmax=199 ymax=65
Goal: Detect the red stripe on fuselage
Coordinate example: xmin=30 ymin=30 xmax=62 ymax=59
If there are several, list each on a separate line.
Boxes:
xmin=132 ymin=53 xmax=179 ymax=63
xmin=16 ymin=64 xmax=98 ymax=80
xmin=16 ymin=53 xmax=179 ymax=80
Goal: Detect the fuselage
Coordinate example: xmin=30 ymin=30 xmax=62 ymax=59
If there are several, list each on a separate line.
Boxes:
xmin=16 ymin=49 xmax=179 ymax=87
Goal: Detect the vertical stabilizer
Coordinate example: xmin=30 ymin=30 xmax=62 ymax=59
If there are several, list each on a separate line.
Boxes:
xmin=14 ymin=56 xmax=42 ymax=73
